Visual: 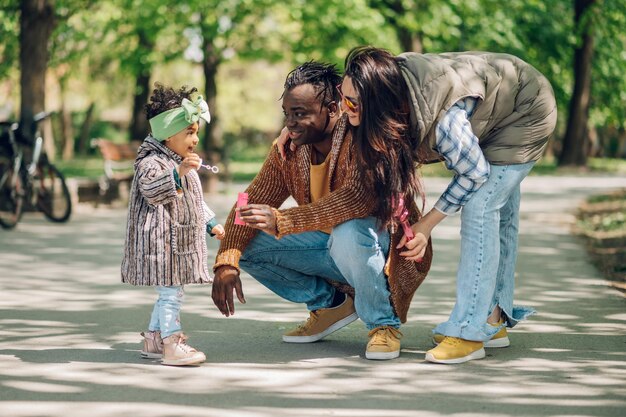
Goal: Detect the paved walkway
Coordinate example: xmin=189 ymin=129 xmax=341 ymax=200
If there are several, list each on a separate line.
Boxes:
xmin=0 ymin=174 xmax=625 ymax=417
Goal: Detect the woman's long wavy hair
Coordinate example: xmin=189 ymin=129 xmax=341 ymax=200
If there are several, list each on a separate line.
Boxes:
xmin=344 ymin=46 xmax=424 ymax=227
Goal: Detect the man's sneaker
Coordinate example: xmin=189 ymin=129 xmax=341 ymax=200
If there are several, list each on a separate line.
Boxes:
xmin=365 ymin=326 xmax=402 ymax=360
xmin=283 ymin=296 xmax=358 ymax=343
xmin=425 ymin=336 xmax=485 ymax=364
xmin=432 ymin=319 xmax=510 ymax=348
xmin=161 ymin=333 xmax=206 ymax=366
xmin=140 ymin=330 xmax=163 ymax=359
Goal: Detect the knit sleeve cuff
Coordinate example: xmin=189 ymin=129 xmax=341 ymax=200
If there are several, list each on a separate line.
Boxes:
xmin=214 ymin=249 xmax=242 ymax=272
xmin=206 ymin=218 xmax=219 ymax=235
xmin=274 ymin=208 xmax=293 ymax=239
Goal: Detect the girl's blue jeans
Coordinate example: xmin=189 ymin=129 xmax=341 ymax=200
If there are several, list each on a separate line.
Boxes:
xmin=433 ymin=162 xmax=536 ymax=342
xmin=240 ymin=217 xmax=400 ymax=330
xmin=148 ymin=285 xmax=184 ymax=338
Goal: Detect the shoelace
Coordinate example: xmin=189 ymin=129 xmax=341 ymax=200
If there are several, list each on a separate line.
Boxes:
xmin=172 ymin=334 xmax=197 ymax=353
xmin=440 ymin=336 xmax=462 ymax=346
xmin=367 ymin=326 xmax=403 ymax=346
xmin=296 ymin=311 xmax=319 ymax=331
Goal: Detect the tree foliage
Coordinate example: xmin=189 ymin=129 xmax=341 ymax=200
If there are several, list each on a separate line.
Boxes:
xmin=1 ymin=0 xmax=625 ymax=163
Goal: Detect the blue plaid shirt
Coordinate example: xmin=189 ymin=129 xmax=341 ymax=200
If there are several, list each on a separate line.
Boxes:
xmin=433 ymin=97 xmax=490 ymax=215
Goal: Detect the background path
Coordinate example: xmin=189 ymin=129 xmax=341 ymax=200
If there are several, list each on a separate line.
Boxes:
xmin=0 ymin=174 xmax=625 ymax=417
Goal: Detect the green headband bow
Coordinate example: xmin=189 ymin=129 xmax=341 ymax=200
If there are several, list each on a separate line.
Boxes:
xmin=149 ymin=95 xmax=211 ymax=140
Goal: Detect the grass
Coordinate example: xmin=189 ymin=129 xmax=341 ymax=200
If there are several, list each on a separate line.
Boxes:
xmin=54 ymin=152 xmax=626 ymax=182
xmin=54 ymin=156 xmax=107 ymax=179
xmin=578 ymin=189 xmax=626 ymax=233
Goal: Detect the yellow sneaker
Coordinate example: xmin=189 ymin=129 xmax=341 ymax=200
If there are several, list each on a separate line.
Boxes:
xmin=366 ymin=326 xmax=402 ymax=360
xmin=432 ymin=319 xmax=510 ymax=348
xmin=425 ymin=336 xmax=485 ymax=364
xmin=283 ymin=296 xmax=358 ymax=343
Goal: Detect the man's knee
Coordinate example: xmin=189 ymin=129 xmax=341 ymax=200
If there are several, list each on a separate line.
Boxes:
xmin=329 ymin=218 xmax=385 ymax=264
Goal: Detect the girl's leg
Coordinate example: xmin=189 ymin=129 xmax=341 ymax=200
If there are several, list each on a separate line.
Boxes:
xmin=148 ymin=293 xmax=160 ymax=331
xmin=155 ymin=285 xmax=185 ymax=338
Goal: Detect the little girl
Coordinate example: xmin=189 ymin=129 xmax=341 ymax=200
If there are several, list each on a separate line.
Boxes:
xmin=121 ymin=83 xmax=225 ymax=366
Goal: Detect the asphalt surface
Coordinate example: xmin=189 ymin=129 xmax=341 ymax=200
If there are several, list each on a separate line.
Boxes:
xmin=0 ymin=174 xmax=625 ymax=417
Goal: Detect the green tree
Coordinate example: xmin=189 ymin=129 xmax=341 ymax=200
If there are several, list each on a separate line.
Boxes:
xmin=18 ymin=0 xmax=56 ymax=140
xmin=559 ymin=0 xmax=597 ymax=166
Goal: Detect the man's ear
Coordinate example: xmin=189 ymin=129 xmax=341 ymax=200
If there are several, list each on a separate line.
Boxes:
xmin=327 ymin=101 xmax=339 ymax=117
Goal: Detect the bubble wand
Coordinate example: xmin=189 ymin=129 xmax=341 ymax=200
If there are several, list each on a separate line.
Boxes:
xmin=392 ymin=195 xmax=414 ymax=240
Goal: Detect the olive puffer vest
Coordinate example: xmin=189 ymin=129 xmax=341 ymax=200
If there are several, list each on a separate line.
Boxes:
xmin=396 ymin=51 xmax=557 ymax=165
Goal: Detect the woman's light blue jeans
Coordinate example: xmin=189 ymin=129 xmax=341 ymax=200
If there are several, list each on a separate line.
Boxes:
xmin=239 ymin=217 xmax=400 ymax=330
xmin=148 ymin=286 xmax=184 ymax=338
xmin=433 ymin=162 xmax=536 ymax=342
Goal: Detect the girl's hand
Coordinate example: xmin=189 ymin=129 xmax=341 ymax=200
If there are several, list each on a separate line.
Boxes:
xmin=277 ymin=127 xmax=297 ymax=160
xmin=211 ymin=224 xmax=225 ymax=240
xmin=178 ymin=153 xmax=201 ymax=177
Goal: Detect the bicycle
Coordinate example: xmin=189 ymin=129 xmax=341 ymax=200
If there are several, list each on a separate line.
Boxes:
xmin=0 ymin=112 xmax=72 ymax=229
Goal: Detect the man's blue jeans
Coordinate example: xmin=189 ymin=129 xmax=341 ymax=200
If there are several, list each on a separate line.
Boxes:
xmin=240 ymin=217 xmax=400 ymax=330
xmin=433 ymin=162 xmax=536 ymax=341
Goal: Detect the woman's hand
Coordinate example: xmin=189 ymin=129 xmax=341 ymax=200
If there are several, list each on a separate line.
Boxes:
xmin=396 ymin=209 xmax=446 ymax=262
xmin=238 ymin=204 xmax=278 ymax=236
xmin=396 ymin=223 xmax=430 ymax=262
xmin=276 ymin=127 xmax=297 ymax=160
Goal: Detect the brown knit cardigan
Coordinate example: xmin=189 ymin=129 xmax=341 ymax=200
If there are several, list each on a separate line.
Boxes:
xmin=214 ymin=115 xmax=432 ymax=322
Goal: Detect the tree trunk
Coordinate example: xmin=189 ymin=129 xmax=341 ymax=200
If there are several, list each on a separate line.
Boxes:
xmin=59 ymin=78 xmax=75 ymax=161
xmin=559 ymin=0 xmax=596 ymax=167
xmin=201 ymin=37 xmax=222 ymax=193
xmin=128 ymin=30 xmax=153 ymax=141
xmin=397 ymin=28 xmax=423 ymax=53
xmin=19 ymin=0 xmax=56 ymax=141
xmin=78 ymin=102 xmax=95 ymax=155
xmin=370 ymin=0 xmax=423 ymax=52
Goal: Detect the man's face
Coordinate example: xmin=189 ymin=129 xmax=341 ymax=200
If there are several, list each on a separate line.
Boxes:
xmin=282 ymin=84 xmax=332 ymax=146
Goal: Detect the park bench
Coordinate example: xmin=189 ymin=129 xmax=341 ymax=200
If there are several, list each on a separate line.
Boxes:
xmin=91 ymin=138 xmax=140 ymax=203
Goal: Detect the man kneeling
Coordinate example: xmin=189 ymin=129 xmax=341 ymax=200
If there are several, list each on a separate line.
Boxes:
xmin=211 ymin=62 xmax=431 ymax=360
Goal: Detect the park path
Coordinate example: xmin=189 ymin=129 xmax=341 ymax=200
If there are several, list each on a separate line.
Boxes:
xmin=0 ymin=174 xmax=625 ymax=417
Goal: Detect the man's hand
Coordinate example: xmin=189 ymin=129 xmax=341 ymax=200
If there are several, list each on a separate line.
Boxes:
xmin=212 ymin=266 xmax=246 ymax=317
xmin=276 ymin=127 xmax=297 ymax=160
xmin=238 ymin=204 xmax=278 ymax=236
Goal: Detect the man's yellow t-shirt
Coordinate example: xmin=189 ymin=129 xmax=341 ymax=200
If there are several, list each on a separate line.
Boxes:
xmin=310 ymin=154 xmax=332 ymax=234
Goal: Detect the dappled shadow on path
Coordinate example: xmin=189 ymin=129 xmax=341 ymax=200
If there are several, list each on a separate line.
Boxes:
xmin=1 ymin=178 xmax=626 ymax=417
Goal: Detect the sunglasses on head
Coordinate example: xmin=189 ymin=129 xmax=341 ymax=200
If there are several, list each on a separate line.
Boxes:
xmin=336 ymin=84 xmax=359 ymax=113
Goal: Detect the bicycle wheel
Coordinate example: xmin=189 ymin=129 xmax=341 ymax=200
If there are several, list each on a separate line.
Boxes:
xmin=0 ymin=156 xmax=24 ymax=229
xmin=36 ymin=162 xmax=72 ymax=222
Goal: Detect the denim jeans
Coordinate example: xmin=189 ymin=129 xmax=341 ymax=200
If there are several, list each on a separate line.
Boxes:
xmin=433 ymin=162 xmax=536 ymax=342
xmin=148 ymin=285 xmax=184 ymax=338
xmin=240 ymin=217 xmax=400 ymax=330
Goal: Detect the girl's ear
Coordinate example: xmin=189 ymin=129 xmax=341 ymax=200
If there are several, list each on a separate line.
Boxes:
xmin=328 ymin=101 xmax=339 ymax=116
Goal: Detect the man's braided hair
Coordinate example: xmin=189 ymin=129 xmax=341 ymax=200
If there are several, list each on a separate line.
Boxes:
xmin=282 ymin=61 xmax=342 ymax=108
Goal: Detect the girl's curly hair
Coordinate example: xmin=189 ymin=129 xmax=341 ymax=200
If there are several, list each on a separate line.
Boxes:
xmin=145 ymin=83 xmax=198 ymax=120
